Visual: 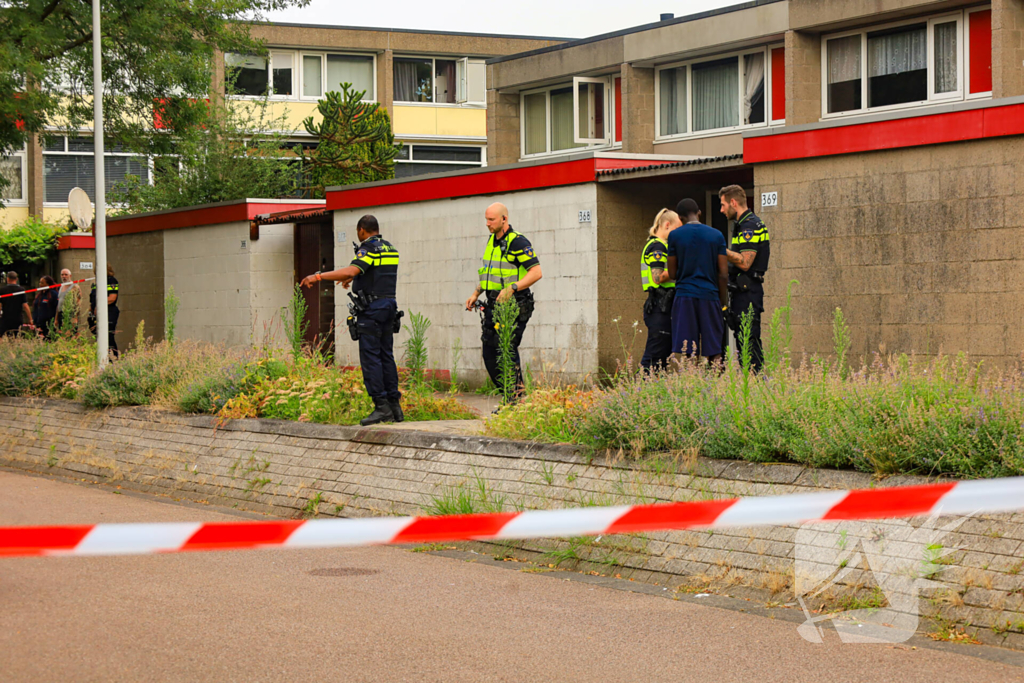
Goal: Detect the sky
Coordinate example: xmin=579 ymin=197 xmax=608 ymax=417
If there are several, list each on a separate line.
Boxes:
xmin=263 ymin=1 xmax=741 ymax=40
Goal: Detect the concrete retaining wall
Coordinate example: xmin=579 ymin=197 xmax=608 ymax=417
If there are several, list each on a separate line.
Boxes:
xmin=3 ymin=396 xmax=1024 ymax=649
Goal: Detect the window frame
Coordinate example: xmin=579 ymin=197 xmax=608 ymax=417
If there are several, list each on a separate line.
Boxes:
xmin=394 ymin=142 xmax=487 ymax=176
xmin=1 ymin=145 xmax=28 ymax=206
xmin=41 ymin=134 xmax=150 ymax=208
xmin=393 ymin=55 xmax=486 ymax=108
xmin=820 ymin=9 xmax=985 ymax=119
xmin=573 ymin=76 xmax=611 ymax=145
xmin=519 ymin=79 xmax=619 ymax=160
xmin=654 ymin=44 xmax=780 ymax=143
xmin=226 ymin=50 xmax=377 ymax=103
xmin=965 ymin=5 xmax=993 ymax=100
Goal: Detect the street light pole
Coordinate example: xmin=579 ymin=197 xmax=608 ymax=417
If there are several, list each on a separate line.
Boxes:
xmin=92 ymin=0 xmax=109 ymax=368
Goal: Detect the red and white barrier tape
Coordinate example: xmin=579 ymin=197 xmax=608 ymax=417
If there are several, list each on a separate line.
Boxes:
xmin=0 ymin=278 xmax=95 ymax=299
xmin=2 ymin=477 xmax=1022 ymax=558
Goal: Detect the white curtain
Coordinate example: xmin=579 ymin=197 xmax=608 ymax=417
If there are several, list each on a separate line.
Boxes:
xmin=692 ymin=58 xmax=738 ymax=132
xmin=828 ymin=35 xmax=861 ymax=84
xmin=868 ymin=26 xmax=926 ymax=77
xmin=743 ymin=52 xmax=765 ymax=124
xmin=659 ymin=67 xmax=687 ymax=136
xmin=523 ymin=93 xmax=547 ymax=155
xmin=551 ymin=87 xmax=584 ymax=151
xmin=393 ymin=59 xmax=424 ymax=102
xmin=934 ymin=21 xmax=958 ymax=93
xmin=326 ymin=55 xmax=373 ymax=98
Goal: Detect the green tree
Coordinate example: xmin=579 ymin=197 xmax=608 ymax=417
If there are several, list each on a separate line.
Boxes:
xmin=299 ymin=86 xmax=400 ymax=196
xmin=0 ymin=0 xmax=309 ymax=205
xmin=109 ymin=97 xmax=300 ymax=214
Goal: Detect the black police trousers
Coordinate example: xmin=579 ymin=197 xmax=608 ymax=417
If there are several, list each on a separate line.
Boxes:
xmin=481 ymin=295 xmax=533 ymax=400
xmin=730 ymin=291 xmax=763 ymax=373
xmin=356 ymin=298 xmax=400 ymax=402
xmin=641 ymin=308 xmax=672 ymax=372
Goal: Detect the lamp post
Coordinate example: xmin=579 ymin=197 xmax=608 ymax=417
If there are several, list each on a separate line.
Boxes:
xmin=92 ymin=0 xmax=109 ymax=367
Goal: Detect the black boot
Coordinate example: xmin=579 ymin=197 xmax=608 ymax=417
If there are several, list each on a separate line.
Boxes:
xmin=360 ymin=398 xmax=395 ymax=426
xmin=389 ymin=398 xmax=404 ymax=423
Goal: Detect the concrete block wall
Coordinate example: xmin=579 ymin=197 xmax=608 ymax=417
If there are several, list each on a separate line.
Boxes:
xmin=164 ymin=222 xmax=252 ymax=347
xmin=3 ymin=396 xmax=1024 ymax=650
xmin=108 ymin=231 xmax=165 ymax=350
xmin=754 ymin=135 xmax=1024 ymax=367
xmin=249 ymin=223 xmax=295 ymax=351
xmin=333 ymin=184 xmax=600 ymax=384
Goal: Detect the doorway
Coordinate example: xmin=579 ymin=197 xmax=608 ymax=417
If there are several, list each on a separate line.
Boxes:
xmin=294 ymin=220 xmax=336 ymax=356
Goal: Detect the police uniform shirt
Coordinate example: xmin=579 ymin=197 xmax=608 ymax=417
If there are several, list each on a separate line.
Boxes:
xmin=729 ymin=211 xmax=770 ymax=285
xmin=350 ymin=236 xmax=399 ymax=298
xmin=89 ymin=276 xmax=119 ymax=310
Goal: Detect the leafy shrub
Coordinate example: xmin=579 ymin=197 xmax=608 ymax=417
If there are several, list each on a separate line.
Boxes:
xmin=177 ymin=357 xmax=287 ymax=414
xmin=78 ymin=340 xmax=245 ymax=408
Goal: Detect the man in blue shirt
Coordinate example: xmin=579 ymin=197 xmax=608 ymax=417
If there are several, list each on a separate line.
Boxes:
xmin=666 ymin=198 xmax=729 ymax=363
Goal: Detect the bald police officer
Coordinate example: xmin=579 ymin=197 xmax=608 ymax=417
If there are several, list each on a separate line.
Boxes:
xmin=464 ymin=202 xmax=543 ymax=406
xmin=301 ymin=214 xmax=402 ymax=425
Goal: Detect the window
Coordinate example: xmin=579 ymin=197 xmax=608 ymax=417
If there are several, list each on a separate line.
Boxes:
xmin=394 ymin=56 xmax=486 ymax=105
xmin=822 ymin=9 xmax=987 ymax=117
xmin=394 ymin=144 xmax=485 ymax=178
xmin=227 ymin=51 xmax=375 ymax=101
xmin=655 ymin=46 xmax=779 ymax=140
xmin=271 ymin=51 xmax=294 ymax=97
xmin=225 ymin=53 xmax=268 ymax=97
xmin=521 ymin=80 xmax=619 ymax=157
xmin=0 ymin=148 xmax=27 ymax=204
xmin=42 ymin=136 xmax=149 ymax=205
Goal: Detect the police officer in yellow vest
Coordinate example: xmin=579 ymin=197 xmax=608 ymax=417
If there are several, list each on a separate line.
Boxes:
xmin=640 ymin=208 xmax=682 ymax=372
xmin=464 ymin=202 xmax=543 ymax=405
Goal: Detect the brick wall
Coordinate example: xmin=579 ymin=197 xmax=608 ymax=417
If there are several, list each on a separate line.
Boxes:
xmin=754 ymin=136 xmax=1024 ymax=367
xmin=3 ymin=396 xmax=1024 ymax=649
xmin=333 ymin=184 xmax=600 ymax=384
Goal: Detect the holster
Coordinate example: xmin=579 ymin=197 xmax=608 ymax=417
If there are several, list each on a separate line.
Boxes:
xmin=734 ymin=271 xmax=765 ymax=293
xmin=393 ymin=310 xmax=404 ymax=334
xmin=645 ymin=288 xmax=672 ymax=316
xmin=346 ymin=314 xmax=360 ymax=341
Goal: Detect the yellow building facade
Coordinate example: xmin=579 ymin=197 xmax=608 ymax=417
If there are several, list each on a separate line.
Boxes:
xmin=0 ymin=23 xmax=565 ymax=227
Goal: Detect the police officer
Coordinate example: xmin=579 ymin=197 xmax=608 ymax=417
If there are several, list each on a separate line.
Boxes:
xmin=640 ymin=208 xmax=681 ymax=372
xmin=301 ymin=215 xmax=402 ymax=425
xmin=464 ymin=202 xmax=543 ymax=406
xmin=720 ymin=184 xmax=770 ymax=372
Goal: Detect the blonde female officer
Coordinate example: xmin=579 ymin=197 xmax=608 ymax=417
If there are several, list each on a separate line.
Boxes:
xmin=640 ymin=208 xmax=682 ymax=372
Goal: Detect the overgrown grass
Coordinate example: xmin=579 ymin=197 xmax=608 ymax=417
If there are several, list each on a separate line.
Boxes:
xmin=0 ymin=314 xmax=476 ymax=426
xmin=485 ymin=299 xmax=1024 ymax=480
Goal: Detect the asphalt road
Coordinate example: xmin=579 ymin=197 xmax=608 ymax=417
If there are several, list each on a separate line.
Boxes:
xmin=1 ymin=470 xmax=1022 ymax=683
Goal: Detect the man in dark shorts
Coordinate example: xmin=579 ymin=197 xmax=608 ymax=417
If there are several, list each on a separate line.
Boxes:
xmin=666 ymin=198 xmax=729 ymax=364
xmin=0 ymin=272 xmax=30 ymax=337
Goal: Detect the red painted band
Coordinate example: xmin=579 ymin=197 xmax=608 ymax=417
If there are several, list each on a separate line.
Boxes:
xmin=390 ymin=512 xmax=520 ymax=544
xmin=744 ymin=102 xmax=1024 ymax=164
xmin=108 ymin=202 xmax=322 ymax=237
xmin=605 ymin=499 xmax=738 ymax=535
xmin=0 ymin=525 xmax=93 ymax=556
xmin=57 ymin=235 xmax=96 ymax=250
xmin=327 ymin=158 xmax=598 ymax=212
xmin=821 ymin=483 xmax=957 ymax=522
xmin=181 ymin=521 xmax=305 ymax=551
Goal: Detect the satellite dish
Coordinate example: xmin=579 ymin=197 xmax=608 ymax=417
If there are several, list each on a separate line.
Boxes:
xmin=68 ymin=187 xmax=93 ymax=232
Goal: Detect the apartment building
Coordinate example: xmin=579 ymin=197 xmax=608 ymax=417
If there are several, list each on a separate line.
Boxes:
xmin=320 ymin=0 xmax=1024 ymax=377
xmin=0 ymin=23 xmax=566 ymax=228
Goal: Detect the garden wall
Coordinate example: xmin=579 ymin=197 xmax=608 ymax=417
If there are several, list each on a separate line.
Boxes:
xmin=2 ymin=396 xmax=1023 ymax=648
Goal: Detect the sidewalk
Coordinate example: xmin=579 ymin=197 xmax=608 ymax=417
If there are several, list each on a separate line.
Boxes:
xmin=381 ymin=392 xmax=499 ymax=435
